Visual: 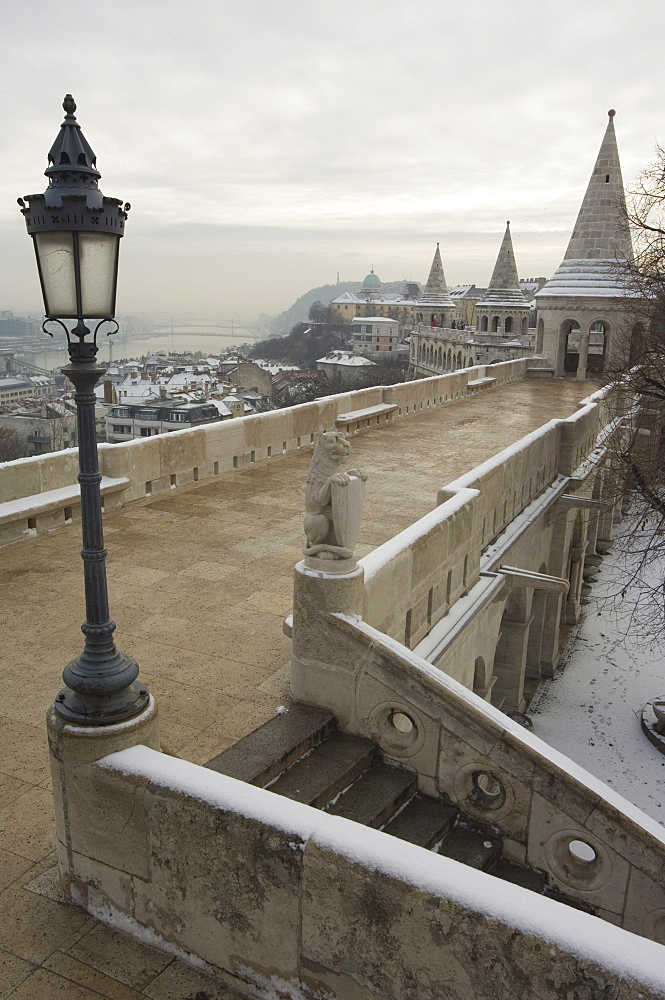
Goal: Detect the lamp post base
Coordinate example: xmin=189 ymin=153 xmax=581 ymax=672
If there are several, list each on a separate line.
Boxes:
xmin=55 ymin=669 xmax=149 ymax=726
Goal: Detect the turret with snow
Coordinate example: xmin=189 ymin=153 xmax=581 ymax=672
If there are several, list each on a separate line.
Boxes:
xmin=535 ymin=110 xmax=643 ymax=378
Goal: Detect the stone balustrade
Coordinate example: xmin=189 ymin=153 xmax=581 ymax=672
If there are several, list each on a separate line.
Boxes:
xmin=49 ymin=717 xmax=665 ymax=999
xmin=357 ymin=388 xmax=617 ymax=656
xmin=0 ymin=361 xmax=528 ymax=548
xmin=290 ymin=597 xmax=665 ymax=945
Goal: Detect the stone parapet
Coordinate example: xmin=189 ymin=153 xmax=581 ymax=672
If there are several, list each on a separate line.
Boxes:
xmin=291 ymin=608 xmax=665 ymax=944
xmin=0 ymin=361 xmax=527 ymax=547
xmin=59 ymin=742 xmax=665 ymax=999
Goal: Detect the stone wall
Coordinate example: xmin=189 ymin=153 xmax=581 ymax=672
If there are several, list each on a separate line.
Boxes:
xmin=0 ymin=361 xmax=528 ymax=547
xmin=287 ymin=381 xmax=665 ymax=940
xmin=50 ymin=731 xmax=665 ymax=1000
xmin=357 ymin=388 xmax=610 ymax=654
xmin=290 ymin=606 xmax=665 ymax=943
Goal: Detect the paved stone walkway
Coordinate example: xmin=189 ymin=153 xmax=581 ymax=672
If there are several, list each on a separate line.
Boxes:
xmin=0 ymin=379 xmax=591 ymax=998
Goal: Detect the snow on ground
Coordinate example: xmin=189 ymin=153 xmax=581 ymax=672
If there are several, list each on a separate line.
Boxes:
xmin=531 ymin=520 xmax=665 ymax=825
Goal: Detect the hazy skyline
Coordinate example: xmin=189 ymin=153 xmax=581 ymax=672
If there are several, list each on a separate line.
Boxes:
xmin=2 ymin=0 xmax=664 ymax=319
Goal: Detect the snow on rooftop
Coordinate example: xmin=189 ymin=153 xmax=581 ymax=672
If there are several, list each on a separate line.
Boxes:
xmin=210 ymin=399 xmax=233 ymax=417
xmin=352 ymin=315 xmax=397 ymax=323
xmin=536 ymin=260 xmax=640 ymax=298
xmin=317 ymin=351 xmax=376 ymax=366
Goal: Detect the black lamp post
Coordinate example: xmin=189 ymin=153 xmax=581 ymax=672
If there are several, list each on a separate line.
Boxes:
xmin=19 ymin=95 xmax=149 ymax=725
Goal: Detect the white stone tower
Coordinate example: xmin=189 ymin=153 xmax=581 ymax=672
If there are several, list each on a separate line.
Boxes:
xmin=535 ymin=110 xmax=640 ymax=378
xmin=475 ymin=222 xmax=530 ymax=337
xmin=416 ymin=243 xmax=455 ymax=327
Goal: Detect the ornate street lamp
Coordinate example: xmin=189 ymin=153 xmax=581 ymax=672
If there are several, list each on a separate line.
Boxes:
xmin=18 ymin=95 xmax=149 ymax=725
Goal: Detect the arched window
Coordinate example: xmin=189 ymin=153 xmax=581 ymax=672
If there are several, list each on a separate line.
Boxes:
xmin=491 ymin=316 xmax=499 ymax=333
xmin=480 ymin=316 xmax=488 ymax=332
xmin=521 ymin=316 xmax=528 ymax=336
xmin=504 ymin=316 xmax=513 ymax=334
xmin=536 ymin=317 xmax=544 ymax=353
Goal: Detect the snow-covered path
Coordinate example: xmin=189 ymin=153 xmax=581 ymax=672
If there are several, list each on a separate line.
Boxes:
xmin=531 ymin=523 xmax=665 ymax=825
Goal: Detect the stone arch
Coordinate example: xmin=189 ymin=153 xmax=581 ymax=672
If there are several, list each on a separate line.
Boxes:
xmin=587 ymin=320 xmax=608 ymax=373
xmin=480 ymin=316 xmax=489 ymax=332
xmin=457 ymin=351 xmax=463 ymax=368
xmin=505 ymin=316 xmax=513 ymax=334
xmin=491 ymin=586 xmax=531 ymax=712
xmin=536 ymin=317 xmax=544 ymax=353
xmin=560 ymin=319 xmax=581 ymax=374
xmin=446 ymin=348 xmax=452 ymax=371
xmin=438 ymin=346 xmax=443 ymax=369
xmin=491 ymin=316 xmax=500 ymax=333
xmin=521 ymin=316 xmax=528 ymax=336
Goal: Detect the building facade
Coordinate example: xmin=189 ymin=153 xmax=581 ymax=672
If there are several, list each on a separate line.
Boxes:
xmin=106 ymin=400 xmax=221 ymax=442
xmin=351 ymin=316 xmax=400 ymax=353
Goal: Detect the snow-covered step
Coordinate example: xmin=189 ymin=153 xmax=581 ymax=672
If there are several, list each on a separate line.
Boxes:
xmin=268 ymin=731 xmax=376 ymax=808
xmin=382 ymin=795 xmax=458 ymax=849
xmin=327 ymin=763 xmax=417 ymax=828
xmin=436 ymin=823 xmax=501 ymax=870
xmin=204 ymin=703 xmax=336 ymax=786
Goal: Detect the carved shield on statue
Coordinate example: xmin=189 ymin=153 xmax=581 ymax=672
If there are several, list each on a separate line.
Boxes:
xmin=331 ymin=475 xmax=366 ymax=552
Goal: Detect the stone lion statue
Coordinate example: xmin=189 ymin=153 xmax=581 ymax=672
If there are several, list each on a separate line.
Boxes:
xmin=303 ymin=432 xmax=367 ymax=561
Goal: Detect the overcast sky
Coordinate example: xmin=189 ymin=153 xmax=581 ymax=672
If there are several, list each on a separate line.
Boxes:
xmin=2 ymin=0 xmax=663 ymax=319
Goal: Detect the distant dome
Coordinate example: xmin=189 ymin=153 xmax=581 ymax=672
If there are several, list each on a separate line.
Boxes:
xmin=363 ymin=268 xmax=381 ymax=289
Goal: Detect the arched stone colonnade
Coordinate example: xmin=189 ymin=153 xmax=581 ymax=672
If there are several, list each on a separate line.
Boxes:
xmin=410 ymin=334 xmax=475 ymax=374
xmin=471 ymin=460 xmax=622 ymax=714
xmin=479 ymin=314 xmax=528 ymax=336
xmin=538 ymin=305 xmax=646 ymax=378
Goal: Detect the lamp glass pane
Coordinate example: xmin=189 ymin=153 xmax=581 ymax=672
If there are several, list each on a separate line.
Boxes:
xmin=79 ymin=232 xmax=119 ymax=318
xmin=34 ymin=231 xmax=77 ymax=317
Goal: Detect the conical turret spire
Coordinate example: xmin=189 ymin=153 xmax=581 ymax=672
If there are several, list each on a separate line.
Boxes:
xmin=477 ymin=222 xmax=528 ymax=306
xmin=538 ymin=110 xmax=634 ymax=298
xmin=563 ymin=110 xmax=631 ymax=263
xmin=421 ymin=243 xmax=454 ymax=305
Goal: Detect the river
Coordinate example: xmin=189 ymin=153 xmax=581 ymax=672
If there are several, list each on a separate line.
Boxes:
xmin=15 ymin=329 xmax=259 ymax=372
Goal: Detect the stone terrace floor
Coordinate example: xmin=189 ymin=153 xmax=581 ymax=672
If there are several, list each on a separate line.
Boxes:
xmin=0 ymin=379 xmax=592 ymax=998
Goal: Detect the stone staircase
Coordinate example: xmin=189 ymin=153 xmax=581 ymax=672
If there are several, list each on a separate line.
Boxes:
xmin=205 ymin=704 xmax=560 ymax=900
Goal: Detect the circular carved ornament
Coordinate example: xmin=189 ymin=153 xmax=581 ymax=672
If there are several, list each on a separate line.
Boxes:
xmin=543 ymin=828 xmax=611 ymax=893
xmin=366 ymin=701 xmax=426 ymax=758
